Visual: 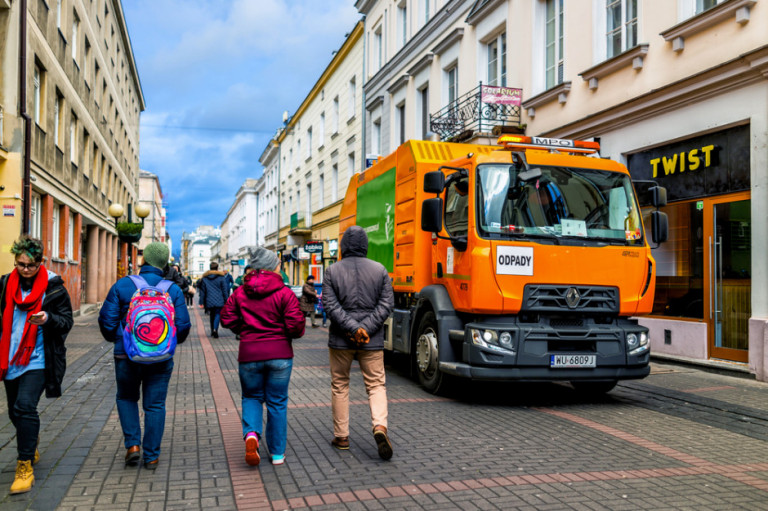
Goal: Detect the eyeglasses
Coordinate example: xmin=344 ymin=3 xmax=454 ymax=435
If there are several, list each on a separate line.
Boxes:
xmin=15 ymin=262 xmax=40 ymax=270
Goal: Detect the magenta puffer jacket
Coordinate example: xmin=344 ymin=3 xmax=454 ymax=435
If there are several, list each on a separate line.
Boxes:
xmin=220 ymin=270 xmax=305 ymax=362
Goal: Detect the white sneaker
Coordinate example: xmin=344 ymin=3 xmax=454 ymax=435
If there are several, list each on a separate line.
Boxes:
xmin=271 ymin=454 xmax=285 ymax=465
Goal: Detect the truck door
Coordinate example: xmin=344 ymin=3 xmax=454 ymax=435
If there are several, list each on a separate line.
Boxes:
xmin=437 ymin=174 xmax=472 ymax=310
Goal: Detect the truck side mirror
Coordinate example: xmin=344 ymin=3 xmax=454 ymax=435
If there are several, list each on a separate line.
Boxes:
xmin=421 ymin=198 xmax=443 ymax=232
xmin=651 ymin=210 xmax=668 ymax=245
xmin=424 ymin=172 xmax=445 ymax=193
xmin=650 ymin=186 xmax=667 ymax=208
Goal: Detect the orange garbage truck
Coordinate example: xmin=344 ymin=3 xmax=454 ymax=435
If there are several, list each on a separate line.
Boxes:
xmin=338 ymin=135 xmax=668 ymax=394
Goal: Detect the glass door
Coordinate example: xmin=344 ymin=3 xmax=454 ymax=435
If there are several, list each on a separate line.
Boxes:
xmin=708 ymin=196 xmax=751 ymax=362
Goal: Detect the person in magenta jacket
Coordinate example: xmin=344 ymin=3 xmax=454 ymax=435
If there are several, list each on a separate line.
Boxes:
xmin=220 ymin=247 xmax=304 ymax=466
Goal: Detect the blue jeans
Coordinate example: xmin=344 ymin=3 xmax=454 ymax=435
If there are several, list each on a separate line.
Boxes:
xmin=114 ymin=358 xmax=174 ymax=462
xmin=209 ymin=307 xmax=222 ymax=333
xmin=239 ymin=359 xmax=292 ymax=456
xmin=4 ymin=369 xmax=45 ymax=461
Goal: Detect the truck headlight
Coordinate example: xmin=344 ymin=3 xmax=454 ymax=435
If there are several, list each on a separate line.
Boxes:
xmin=499 ymin=331 xmax=513 ymax=350
xmin=628 ymin=331 xmax=649 ymax=355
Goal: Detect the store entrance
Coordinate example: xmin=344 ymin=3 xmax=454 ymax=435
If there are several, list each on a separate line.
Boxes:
xmin=707 ymin=195 xmax=751 ymax=362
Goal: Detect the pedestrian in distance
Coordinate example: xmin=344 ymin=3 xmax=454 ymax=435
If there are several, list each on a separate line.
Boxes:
xmin=322 ymin=225 xmax=395 ymax=460
xmin=164 ymin=262 xmax=188 ymax=295
xmin=233 ymin=265 xmax=253 ymax=291
xmin=98 ymin=242 xmax=190 ymax=470
xmin=220 ymin=248 xmax=305 ymax=466
xmin=0 ymin=236 xmax=73 ymax=493
xmin=299 ymin=275 xmax=319 ymax=327
xmin=184 ymin=275 xmax=195 ymax=307
xmin=197 ymin=262 xmax=229 ymax=338
xmin=224 ymin=269 xmax=234 ymax=296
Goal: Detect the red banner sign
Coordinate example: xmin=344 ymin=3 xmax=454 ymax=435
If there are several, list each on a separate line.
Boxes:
xmin=481 ymin=85 xmax=522 ymax=106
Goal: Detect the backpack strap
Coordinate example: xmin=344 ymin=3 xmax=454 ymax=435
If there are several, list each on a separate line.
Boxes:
xmin=156 ymin=279 xmax=173 ymax=293
xmin=129 ymin=275 xmax=149 ymax=291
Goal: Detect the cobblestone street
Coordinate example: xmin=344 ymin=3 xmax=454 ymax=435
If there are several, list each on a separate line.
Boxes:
xmin=1 ymin=307 xmax=767 ymax=510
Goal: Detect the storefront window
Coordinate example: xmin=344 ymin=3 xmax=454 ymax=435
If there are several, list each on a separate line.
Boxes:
xmin=642 ymin=201 xmax=703 ymax=319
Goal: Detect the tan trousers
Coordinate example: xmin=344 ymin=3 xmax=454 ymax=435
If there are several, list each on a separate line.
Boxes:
xmin=329 ymin=349 xmax=388 ymax=438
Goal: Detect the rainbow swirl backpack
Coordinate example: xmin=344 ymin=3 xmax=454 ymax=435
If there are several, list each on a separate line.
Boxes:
xmin=122 ymin=275 xmax=177 ymax=363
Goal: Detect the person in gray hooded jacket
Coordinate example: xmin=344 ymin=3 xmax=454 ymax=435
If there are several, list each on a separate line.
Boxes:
xmin=321 ymin=225 xmax=394 ymax=459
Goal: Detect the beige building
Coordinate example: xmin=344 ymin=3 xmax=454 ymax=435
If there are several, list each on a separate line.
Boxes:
xmin=354 ymin=0 xmax=767 ymax=379
xmin=0 ymin=0 xmax=144 ymax=311
xmin=265 ymin=20 xmax=364 ymax=285
xmin=137 ymin=169 xmax=166 ymax=249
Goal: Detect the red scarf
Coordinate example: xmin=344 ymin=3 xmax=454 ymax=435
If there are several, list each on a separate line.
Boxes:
xmin=0 ymin=265 xmax=48 ymax=380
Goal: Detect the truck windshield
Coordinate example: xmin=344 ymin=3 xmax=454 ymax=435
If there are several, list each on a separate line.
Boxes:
xmin=476 ymin=164 xmax=643 ymax=245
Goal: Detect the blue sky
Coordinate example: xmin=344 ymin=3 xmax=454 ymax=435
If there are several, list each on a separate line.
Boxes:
xmin=121 ymin=0 xmax=361 ymax=256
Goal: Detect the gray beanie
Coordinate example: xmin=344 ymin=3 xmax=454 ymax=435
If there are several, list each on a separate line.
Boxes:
xmin=250 ymin=247 xmax=279 ymax=271
xmin=143 ymin=242 xmax=169 ymax=269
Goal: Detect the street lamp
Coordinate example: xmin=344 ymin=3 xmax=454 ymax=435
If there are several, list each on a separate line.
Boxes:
xmin=108 ymin=202 xmax=150 ymax=243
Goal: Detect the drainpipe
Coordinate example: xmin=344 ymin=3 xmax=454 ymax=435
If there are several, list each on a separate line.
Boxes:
xmin=360 ymin=15 xmax=367 ymax=172
xmin=19 ymin=0 xmax=32 ymax=234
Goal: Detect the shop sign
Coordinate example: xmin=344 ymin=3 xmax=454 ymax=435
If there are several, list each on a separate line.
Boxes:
xmin=304 ymin=240 xmax=323 ymax=254
xmin=3 ymin=205 xmax=15 ymax=217
xmin=481 ymin=85 xmax=522 ymax=106
xmin=627 ymin=125 xmax=750 ymax=203
xmin=328 ymin=239 xmax=338 ymax=257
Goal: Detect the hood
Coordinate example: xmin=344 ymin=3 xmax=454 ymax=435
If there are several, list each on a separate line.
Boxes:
xmin=340 ymin=225 xmax=368 ymax=258
xmin=242 ymin=269 xmax=285 ymax=298
xmin=202 ymin=270 xmax=226 ymax=279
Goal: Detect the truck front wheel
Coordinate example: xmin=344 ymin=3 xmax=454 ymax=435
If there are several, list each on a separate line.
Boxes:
xmin=414 ymin=312 xmax=445 ymax=394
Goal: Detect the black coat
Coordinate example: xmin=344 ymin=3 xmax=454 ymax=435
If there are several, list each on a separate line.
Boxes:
xmin=163 ymin=265 xmax=189 ymax=293
xmin=0 ymin=271 xmax=73 ymax=398
xmin=322 ymin=226 xmax=394 ymax=350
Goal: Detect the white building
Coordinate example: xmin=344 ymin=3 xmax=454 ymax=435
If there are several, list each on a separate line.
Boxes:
xmin=221 ymin=178 xmax=260 ymax=278
xmin=184 ymin=225 xmax=221 ymax=280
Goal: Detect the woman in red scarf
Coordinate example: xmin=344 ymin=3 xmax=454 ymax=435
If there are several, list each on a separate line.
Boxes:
xmin=0 ymin=236 xmax=72 ymax=494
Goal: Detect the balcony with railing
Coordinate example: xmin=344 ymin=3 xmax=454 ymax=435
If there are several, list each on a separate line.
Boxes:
xmin=430 ymin=84 xmax=523 ymax=142
xmin=290 ymin=211 xmax=311 ymax=235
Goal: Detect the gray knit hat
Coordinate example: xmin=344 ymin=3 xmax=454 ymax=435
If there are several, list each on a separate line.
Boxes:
xmin=143 ymin=242 xmax=169 ymax=269
xmin=250 ymin=247 xmax=279 ymax=271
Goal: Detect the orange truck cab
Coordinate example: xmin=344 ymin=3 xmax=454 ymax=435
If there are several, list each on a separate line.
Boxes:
xmin=339 ymin=136 xmax=668 ymax=394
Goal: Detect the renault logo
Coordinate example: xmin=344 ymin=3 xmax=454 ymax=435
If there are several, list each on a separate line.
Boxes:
xmin=565 ymin=287 xmax=581 ymax=308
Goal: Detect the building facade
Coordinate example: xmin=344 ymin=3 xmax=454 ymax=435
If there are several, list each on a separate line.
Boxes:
xmin=184 ymin=225 xmax=220 ymax=280
xmin=0 ymin=0 xmax=144 ymax=311
xmin=220 ymin=178 xmax=259 ymax=279
xmin=137 ymin=169 xmax=166 ymax=249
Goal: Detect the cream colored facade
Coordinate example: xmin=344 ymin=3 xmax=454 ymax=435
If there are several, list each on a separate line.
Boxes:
xmin=0 ymin=0 xmax=144 ymax=311
xmin=137 ymin=169 xmax=165 ymax=249
xmin=220 ymin=178 xmax=259 ymax=279
xmin=265 ymin=20 xmax=364 ymax=285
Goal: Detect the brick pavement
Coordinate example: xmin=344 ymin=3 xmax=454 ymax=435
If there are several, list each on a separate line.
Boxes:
xmin=0 ymin=306 xmax=767 ymax=510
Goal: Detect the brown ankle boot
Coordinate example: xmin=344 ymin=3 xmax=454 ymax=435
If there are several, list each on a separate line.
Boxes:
xmin=373 ymin=425 xmax=393 ymax=460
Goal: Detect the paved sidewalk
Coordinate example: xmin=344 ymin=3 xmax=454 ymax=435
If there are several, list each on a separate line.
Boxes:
xmin=0 ymin=307 xmax=767 ymax=510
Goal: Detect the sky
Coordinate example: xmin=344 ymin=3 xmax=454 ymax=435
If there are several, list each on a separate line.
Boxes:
xmin=121 ymin=0 xmax=361 ymax=256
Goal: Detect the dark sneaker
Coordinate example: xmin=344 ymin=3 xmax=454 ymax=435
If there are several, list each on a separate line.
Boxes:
xmin=212 ymin=330 xmax=219 ymax=338
xmin=331 ymin=436 xmax=350 ymax=450
xmin=143 ymin=459 xmax=158 ymax=470
xmin=373 ymin=426 xmax=393 ymax=460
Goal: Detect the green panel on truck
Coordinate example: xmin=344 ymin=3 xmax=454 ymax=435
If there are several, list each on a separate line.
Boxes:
xmin=356 ymin=167 xmax=396 ymax=272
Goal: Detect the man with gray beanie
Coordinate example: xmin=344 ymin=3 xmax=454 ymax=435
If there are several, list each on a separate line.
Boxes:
xmin=221 ymin=247 xmax=304 ymax=466
xmin=99 ymin=242 xmax=190 ymax=470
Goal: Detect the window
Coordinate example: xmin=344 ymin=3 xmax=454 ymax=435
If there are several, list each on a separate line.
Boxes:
xmin=70 ymin=112 xmax=77 ymax=163
xmin=545 ymin=0 xmax=564 ymax=88
xmin=72 ymin=13 xmax=79 ymax=62
xmin=306 ymin=127 xmax=312 ymax=158
xmin=444 ymin=175 xmax=469 ymax=237
xmin=199 ymin=263 xmax=203 ymax=271
xmin=56 ymin=0 xmax=62 ymax=29
xmin=396 ymin=103 xmax=406 ymax=145
xmin=419 ymin=87 xmax=429 ymax=139
xmin=374 ymin=26 xmax=383 ymax=71
xmin=331 ymin=164 xmax=338 ymax=202
xmin=372 ymin=119 xmax=382 ymax=155
xmin=52 ymin=205 xmax=60 ymax=258
xmin=696 ymin=0 xmax=720 ymax=13
xmin=348 ymin=152 xmax=355 ymax=177
xmin=84 ymin=38 xmax=91 ymax=84
xmin=319 ymin=113 xmax=325 ymax=148
xmin=33 ymin=64 xmax=44 ymax=125
xmin=30 ymin=193 xmax=42 ymax=239
xmin=348 ymin=77 xmax=357 ymax=119
xmin=332 ymin=96 xmax=339 ymax=133
xmin=397 ymin=2 xmax=408 ymax=49
xmin=318 ymin=174 xmax=325 ymax=209
xmin=83 ymin=130 xmax=90 ymax=178
xmin=606 ymin=0 xmax=637 ymax=59
xmin=296 ymin=141 xmax=301 ymax=166
xmin=487 ymin=32 xmax=507 ymax=87
xmin=54 ymin=91 xmax=64 ymax=147
xmin=424 ymin=0 xmax=430 ymax=24
xmin=67 ymin=212 xmax=74 ymax=259
xmin=446 ymin=65 xmax=458 ymax=105
xmin=305 ymin=184 xmax=311 ymax=221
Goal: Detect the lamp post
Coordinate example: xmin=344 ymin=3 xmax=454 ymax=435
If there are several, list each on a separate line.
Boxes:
xmin=108 ymin=202 xmax=150 ymax=244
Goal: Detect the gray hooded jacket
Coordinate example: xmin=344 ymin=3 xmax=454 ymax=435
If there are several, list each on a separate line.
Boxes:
xmin=322 ymin=226 xmax=394 ymax=350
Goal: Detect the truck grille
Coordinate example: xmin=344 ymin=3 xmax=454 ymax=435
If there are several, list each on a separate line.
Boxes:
xmin=522 ymin=285 xmax=619 ymax=314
